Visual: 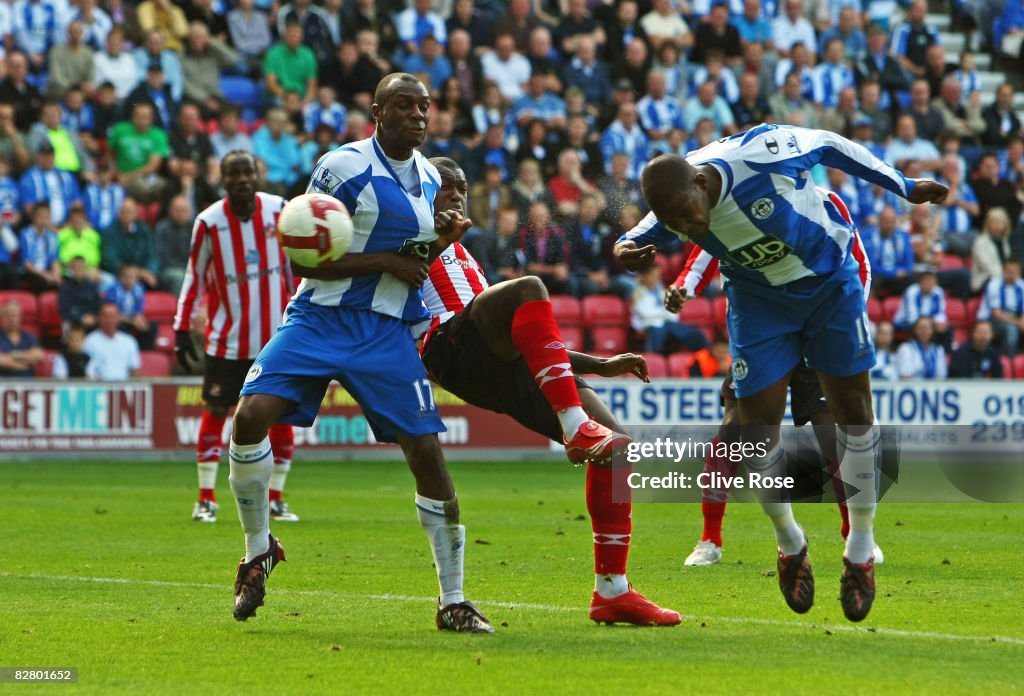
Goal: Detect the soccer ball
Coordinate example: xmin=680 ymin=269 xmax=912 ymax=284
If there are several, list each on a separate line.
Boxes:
xmin=277 ymin=193 xmax=354 ymax=267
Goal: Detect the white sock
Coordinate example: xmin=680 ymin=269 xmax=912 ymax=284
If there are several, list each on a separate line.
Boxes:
xmin=269 ymin=459 xmax=290 ymax=493
xmin=752 ymin=445 xmax=805 ymax=555
xmin=595 ymin=573 xmax=629 ymax=599
xmin=838 ymin=428 xmax=879 ymax=564
xmin=229 ymin=437 xmax=274 ymax=561
xmin=197 ymin=461 xmax=218 ymax=491
xmin=415 ymin=494 xmax=465 ymax=606
xmin=557 ymin=406 xmax=590 ymax=440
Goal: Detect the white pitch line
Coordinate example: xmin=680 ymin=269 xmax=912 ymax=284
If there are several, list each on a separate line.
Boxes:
xmin=3 ymin=571 xmax=1023 ymax=647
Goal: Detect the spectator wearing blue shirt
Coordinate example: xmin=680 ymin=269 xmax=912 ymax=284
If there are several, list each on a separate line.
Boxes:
xmin=812 ymin=39 xmax=857 ymax=109
xmin=19 ymin=141 xmax=81 ymax=226
xmin=0 ymin=298 xmax=44 ymax=378
xmin=12 ymin=0 xmax=60 ymax=73
xmin=0 ymin=158 xmax=21 ymax=228
xmin=936 ymin=155 xmax=980 ymax=257
xmin=682 ymin=80 xmax=736 ymax=139
xmin=105 ymin=264 xmax=155 ymax=349
xmin=865 ymin=206 xmax=915 ymax=295
xmin=253 ymin=108 xmax=302 ymax=194
xmin=818 ymin=8 xmax=867 ymax=63
xmin=977 ymin=258 xmax=1024 ymax=355
xmin=302 ymin=86 xmax=348 ymax=136
xmin=689 ymin=51 xmax=740 ymax=104
xmin=61 ymin=86 xmax=96 ymax=142
xmin=401 ymin=34 xmax=452 ymax=93
xmin=894 ymin=272 xmax=949 ymax=345
xmin=421 ymin=110 xmax=472 ymax=166
xmin=132 ymin=30 xmax=185 ymax=103
xmin=18 ymin=200 xmax=61 ymax=291
xmin=125 ymin=64 xmax=177 ymax=132
xmin=599 ymin=102 xmax=649 ymax=181
xmin=731 ymin=0 xmax=773 ymax=46
xmin=395 ymin=0 xmax=448 ymax=54
xmin=890 ymin=0 xmax=939 ymax=78
xmin=562 ymin=37 xmax=613 ymax=108
xmin=511 ymin=73 xmax=567 ymax=133
xmin=637 ymin=72 xmax=685 ymax=154
xmin=83 ymin=166 xmax=126 ymax=234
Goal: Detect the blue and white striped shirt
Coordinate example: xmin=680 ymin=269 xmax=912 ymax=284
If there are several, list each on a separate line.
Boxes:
xmin=811 ymin=62 xmax=856 ymax=109
xmin=619 ymin=125 xmax=915 ymax=296
xmin=18 ymin=166 xmax=81 ymax=226
xmin=18 ymin=226 xmax=59 ymax=271
xmin=300 ymin=137 xmax=441 ymax=321
xmin=105 ymin=281 xmax=145 ymax=319
xmin=84 ymin=182 xmax=126 ymax=232
xmin=302 ymin=102 xmax=348 ymax=136
xmin=637 ymin=94 xmax=686 ymax=135
xmin=894 ymin=282 xmax=947 ymax=328
xmin=978 ymin=277 xmax=1024 ymax=320
xmin=936 ymin=177 xmax=978 ymax=234
xmin=13 ymin=0 xmax=58 ymax=56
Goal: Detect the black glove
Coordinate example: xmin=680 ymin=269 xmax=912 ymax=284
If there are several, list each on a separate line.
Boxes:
xmin=174 ymin=330 xmax=199 ymax=373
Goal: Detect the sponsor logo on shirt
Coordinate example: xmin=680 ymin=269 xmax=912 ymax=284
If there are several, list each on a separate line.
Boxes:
xmin=245 ymin=249 xmax=260 ymax=265
xmin=765 ymin=137 xmax=779 ymax=154
xmin=244 ymin=364 xmax=263 ymax=383
xmin=786 ymin=133 xmax=801 ymax=154
xmin=729 ymin=234 xmax=793 ymax=270
xmin=310 ymin=166 xmax=341 ymax=195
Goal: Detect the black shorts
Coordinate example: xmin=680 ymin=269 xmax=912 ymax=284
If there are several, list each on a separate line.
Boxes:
xmin=421 ymin=304 xmax=590 ymax=444
xmin=203 ymin=356 xmax=255 ymax=411
xmin=719 ymin=362 xmax=829 ymax=427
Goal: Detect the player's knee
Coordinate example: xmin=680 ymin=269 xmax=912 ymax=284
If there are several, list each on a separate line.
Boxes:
xmin=512 ymin=275 xmax=548 ymax=303
xmin=232 ymin=400 xmax=270 ymax=445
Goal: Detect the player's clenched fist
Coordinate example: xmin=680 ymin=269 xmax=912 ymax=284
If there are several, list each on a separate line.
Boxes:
xmin=664 ymin=285 xmax=691 ymax=313
xmin=614 ymin=241 xmax=657 ymax=271
xmin=907 ymin=179 xmax=950 ymax=204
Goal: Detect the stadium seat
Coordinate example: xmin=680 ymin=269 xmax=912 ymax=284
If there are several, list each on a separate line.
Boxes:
xmin=144 ymin=292 xmax=180 ymax=324
xmin=1013 ymin=355 xmax=1024 ymax=379
xmin=37 ymin=291 xmax=62 ymax=339
xmin=549 ymin=295 xmax=582 ymax=327
xmin=582 ymin=295 xmax=628 ymax=327
xmin=559 ymin=325 xmax=584 ymax=351
xmin=867 ymin=297 xmax=883 ymax=323
xmin=655 ymin=254 xmax=674 ymax=285
xmin=967 ymin=297 xmax=983 ymax=321
xmin=0 ymin=290 xmax=38 ymax=323
xmin=940 ymin=256 xmax=965 ymax=271
xmin=667 ymin=351 xmax=694 ymax=377
xmin=678 ymin=297 xmax=713 ymax=327
xmin=1001 ymin=355 xmax=1013 ymax=379
xmin=139 ymin=351 xmax=172 ymax=377
xmin=945 ymin=299 xmax=967 ymax=326
xmin=882 ymin=296 xmax=902 ymax=323
xmin=642 ymin=352 xmax=668 ymax=378
xmin=220 ymin=75 xmax=263 ymax=112
xmin=155 ymin=323 xmax=176 ymax=353
xmin=590 ymin=326 xmax=627 ymax=353
xmin=34 ymin=350 xmax=61 ymax=378
xmin=953 ymin=326 xmax=969 ymax=347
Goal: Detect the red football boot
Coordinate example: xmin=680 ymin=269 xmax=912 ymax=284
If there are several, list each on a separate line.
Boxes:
xmin=589 ymin=588 xmax=682 ymax=626
xmin=565 ymin=420 xmax=631 ymax=464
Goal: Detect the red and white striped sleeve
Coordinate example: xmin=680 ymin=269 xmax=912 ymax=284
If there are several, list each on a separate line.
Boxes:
xmin=850 ymin=228 xmax=872 ymax=297
xmin=672 ymin=245 xmax=719 ymax=297
xmin=173 ymin=217 xmax=211 ymax=333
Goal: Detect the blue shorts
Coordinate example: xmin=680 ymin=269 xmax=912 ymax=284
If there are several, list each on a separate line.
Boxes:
xmin=239 ymin=299 xmax=445 ymax=443
xmin=725 ymin=263 xmax=875 ymax=398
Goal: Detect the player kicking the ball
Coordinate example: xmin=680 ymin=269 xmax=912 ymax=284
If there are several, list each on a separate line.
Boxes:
xmin=615 ymin=124 xmax=947 ymax=621
xmin=421 ymin=158 xmax=680 ymax=625
xmin=228 ymin=74 xmax=493 ymax=633
xmin=667 ymin=244 xmax=885 ymax=567
xmin=174 ymin=151 xmax=300 ymax=524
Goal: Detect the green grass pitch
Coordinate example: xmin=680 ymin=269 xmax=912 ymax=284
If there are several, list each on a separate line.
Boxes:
xmin=2 ymin=459 xmax=1023 ymax=694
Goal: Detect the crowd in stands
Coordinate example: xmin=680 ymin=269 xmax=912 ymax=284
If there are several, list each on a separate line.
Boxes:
xmin=1 ymin=0 xmax=1024 ymax=382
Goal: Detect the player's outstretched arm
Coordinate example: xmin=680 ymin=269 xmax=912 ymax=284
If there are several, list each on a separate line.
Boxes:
xmin=428 ymin=210 xmax=473 ymax=262
xmin=292 ymin=252 xmax=430 ymax=288
xmin=568 ymin=351 xmax=651 ymax=382
xmin=613 ymin=240 xmax=658 ymax=271
xmin=614 ymin=211 xmax=679 ymax=271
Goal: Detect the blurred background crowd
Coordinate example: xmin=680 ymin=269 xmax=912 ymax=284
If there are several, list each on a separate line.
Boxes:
xmin=1 ymin=0 xmax=1023 ymax=383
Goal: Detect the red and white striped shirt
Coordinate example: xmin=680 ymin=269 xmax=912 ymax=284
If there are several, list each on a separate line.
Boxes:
xmin=173 ymin=193 xmax=292 ymax=360
xmin=420 ymin=242 xmax=489 ymax=343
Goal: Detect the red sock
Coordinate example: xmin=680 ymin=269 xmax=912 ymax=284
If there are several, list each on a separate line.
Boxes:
xmin=510 ymin=300 xmax=582 ymax=413
xmin=269 ymin=423 xmax=294 ymax=464
xmin=699 ymin=437 xmax=738 ymax=547
xmin=197 ymin=411 xmax=225 ymax=502
xmin=824 ymin=457 xmax=851 ymax=539
xmin=586 ymin=463 xmax=631 ymax=576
